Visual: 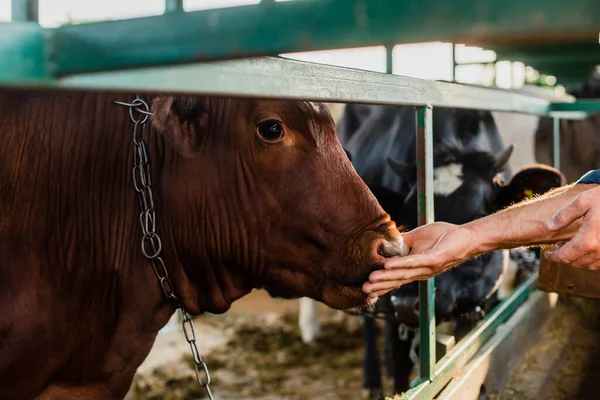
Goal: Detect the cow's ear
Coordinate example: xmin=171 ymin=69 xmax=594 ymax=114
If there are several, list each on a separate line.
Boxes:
xmin=151 ymin=96 xmax=208 ymax=158
xmin=387 ymin=158 xmax=416 ymax=180
xmin=497 ymin=164 xmax=566 ymax=209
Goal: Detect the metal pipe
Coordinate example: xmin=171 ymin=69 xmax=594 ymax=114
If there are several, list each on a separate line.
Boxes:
xmin=416 ymin=105 xmax=436 ymax=380
xmin=552 ymin=117 xmax=561 ymax=170
xmin=386 ymin=45 xmax=394 ymax=74
xmin=401 ymin=272 xmax=538 ymax=399
xmin=11 ymin=0 xmax=38 ymax=22
xmin=451 ymin=43 xmax=457 ymax=82
xmin=165 ymin=0 xmax=184 ymax=13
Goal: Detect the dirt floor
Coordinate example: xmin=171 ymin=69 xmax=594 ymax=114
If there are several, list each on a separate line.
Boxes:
xmin=488 ymin=296 xmax=600 ymax=400
xmin=125 ymin=290 xmax=600 ymax=400
xmin=125 ymin=289 xmax=391 ymax=400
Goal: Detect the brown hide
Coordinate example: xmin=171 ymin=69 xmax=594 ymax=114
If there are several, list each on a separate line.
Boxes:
xmin=535 ymin=73 xmax=600 ymax=183
xmin=0 ymin=92 xmax=406 ymax=399
xmin=535 ymin=114 xmax=600 ymax=183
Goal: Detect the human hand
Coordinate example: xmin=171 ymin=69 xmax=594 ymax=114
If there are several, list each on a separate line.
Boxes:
xmin=544 ymin=185 xmax=600 ymax=269
xmin=362 ymin=222 xmax=477 ymax=298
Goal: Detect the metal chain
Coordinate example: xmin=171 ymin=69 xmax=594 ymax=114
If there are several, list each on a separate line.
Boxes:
xmin=115 ymin=97 xmax=214 ymax=400
xmin=342 ymin=306 xmax=392 ymax=321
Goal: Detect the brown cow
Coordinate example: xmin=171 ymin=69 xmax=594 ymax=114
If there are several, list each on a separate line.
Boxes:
xmin=0 ymin=91 xmax=408 ymax=399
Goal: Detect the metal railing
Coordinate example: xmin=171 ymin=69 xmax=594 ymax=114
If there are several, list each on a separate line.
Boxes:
xmin=2 ymin=1 xmax=600 ymax=399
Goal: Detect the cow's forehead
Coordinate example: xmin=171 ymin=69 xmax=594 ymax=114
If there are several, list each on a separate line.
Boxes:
xmin=433 ymin=163 xmax=464 ymax=196
xmin=255 ymin=100 xmax=331 ymax=122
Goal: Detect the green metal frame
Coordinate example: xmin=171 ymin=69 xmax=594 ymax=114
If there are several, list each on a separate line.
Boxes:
xmin=1 ymin=0 xmax=599 ymax=80
xmin=399 ymin=273 xmax=539 ymax=399
xmin=2 ymin=1 xmax=600 ymax=399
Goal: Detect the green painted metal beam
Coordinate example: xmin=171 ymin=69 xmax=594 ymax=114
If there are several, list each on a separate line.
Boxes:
xmin=550 ymin=100 xmax=600 ymax=113
xmin=48 ymin=0 xmax=600 ymax=76
xmin=416 ymin=105 xmax=436 ymax=381
xmin=494 ymin=42 xmax=599 ymax=57
xmin=397 ymin=273 xmax=539 ymax=400
xmin=0 ymin=22 xmax=48 ymax=83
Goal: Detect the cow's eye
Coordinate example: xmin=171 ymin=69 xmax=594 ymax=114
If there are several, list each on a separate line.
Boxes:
xmin=257 ymin=120 xmax=284 ymax=142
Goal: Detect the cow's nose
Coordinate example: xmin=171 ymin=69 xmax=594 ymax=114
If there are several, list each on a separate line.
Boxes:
xmin=375 ymin=236 xmax=409 ymax=258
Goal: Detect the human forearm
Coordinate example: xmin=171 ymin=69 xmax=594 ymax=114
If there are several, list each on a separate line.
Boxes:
xmin=465 ymin=183 xmax=596 ymax=255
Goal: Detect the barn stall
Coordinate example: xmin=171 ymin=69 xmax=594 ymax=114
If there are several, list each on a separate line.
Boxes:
xmin=2 ymin=0 xmax=600 ymax=399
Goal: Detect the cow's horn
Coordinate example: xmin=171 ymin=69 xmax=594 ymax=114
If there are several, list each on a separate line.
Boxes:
xmin=494 ymin=144 xmax=514 ymax=171
xmin=387 ymin=157 xmax=413 ymax=178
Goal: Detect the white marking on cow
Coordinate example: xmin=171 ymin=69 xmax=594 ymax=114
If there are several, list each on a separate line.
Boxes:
xmin=433 ymin=163 xmax=464 ymax=196
xmin=496 ymin=249 xmax=519 ymax=300
xmin=299 ymin=297 xmax=321 ymax=343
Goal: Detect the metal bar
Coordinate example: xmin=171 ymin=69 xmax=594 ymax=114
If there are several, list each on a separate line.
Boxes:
xmin=0 ymin=23 xmax=47 ymax=82
xmin=451 ymin=43 xmax=457 ymax=82
xmin=552 ymin=117 xmax=561 ymax=171
xmin=550 ymin=100 xmax=600 ymax=113
xmin=400 ymin=272 xmax=538 ymax=399
xmin=386 ymin=45 xmax=394 ymax=75
xmin=416 ymin=105 xmax=436 ymax=381
xmin=11 ymin=0 xmax=39 ymax=22
xmin=164 ymin=0 xmax=184 ymax=13
xmin=11 ymin=57 xmax=582 ymax=117
xmin=47 ymin=0 xmax=600 ymax=76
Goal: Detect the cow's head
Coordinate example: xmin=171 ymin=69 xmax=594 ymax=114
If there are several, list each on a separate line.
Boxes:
xmin=385 ymin=145 xmax=565 ymax=325
xmin=150 ymin=97 xmax=408 ymax=313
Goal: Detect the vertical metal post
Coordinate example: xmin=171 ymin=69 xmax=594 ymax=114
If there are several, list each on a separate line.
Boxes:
xmin=165 ymin=0 xmax=184 ymax=13
xmin=552 ymin=117 xmax=561 ymax=170
xmin=386 ymin=45 xmax=394 ymax=75
xmin=416 ymin=105 xmax=436 ymax=380
xmin=11 ymin=0 xmax=38 ymax=22
xmin=451 ymin=43 xmax=457 ymax=82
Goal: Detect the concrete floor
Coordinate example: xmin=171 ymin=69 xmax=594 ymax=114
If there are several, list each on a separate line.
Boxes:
xmin=488 ymin=296 xmax=600 ymax=400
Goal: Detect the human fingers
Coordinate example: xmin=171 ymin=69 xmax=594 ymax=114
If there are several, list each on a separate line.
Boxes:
xmin=569 ymin=252 xmax=600 ymax=270
xmin=542 ymin=241 xmax=566 ymax=258
xmin=365 ymin=265 xmax=432 ymax=290
xmin=546 ymin=190 xmax=592 ymax=231
xmin=544 ymin=230 xmax=596 ymax=264
xmin=379 ymin=252 xmax=441 ymax=275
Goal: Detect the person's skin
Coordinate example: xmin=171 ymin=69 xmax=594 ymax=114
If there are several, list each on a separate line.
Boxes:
xmin=363 ymin=183 xmax=599 ymax=298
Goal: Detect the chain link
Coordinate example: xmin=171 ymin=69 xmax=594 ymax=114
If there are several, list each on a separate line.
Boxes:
xmin=115 ymin=97 xmax=214 ymax=400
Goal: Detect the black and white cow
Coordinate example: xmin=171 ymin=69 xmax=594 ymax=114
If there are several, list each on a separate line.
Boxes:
xmin=335 ymin=103 xmax=565 ymax=396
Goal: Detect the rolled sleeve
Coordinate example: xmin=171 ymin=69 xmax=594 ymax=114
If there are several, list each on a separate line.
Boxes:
xmin=577 ymin=169 xmax=600 ymax=184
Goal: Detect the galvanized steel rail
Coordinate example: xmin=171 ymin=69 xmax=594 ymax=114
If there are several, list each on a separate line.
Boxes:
xmin=1 ymin=56 xmax=598 ymax=119
xmin=2 ymin=1 xmax=600 ymax=399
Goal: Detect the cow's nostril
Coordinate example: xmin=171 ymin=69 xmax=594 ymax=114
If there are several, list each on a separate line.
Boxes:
xmin=377 ymin=242 xmax=386 ymax=257
xmin=376 ymin=237 xmax=409 ymax=258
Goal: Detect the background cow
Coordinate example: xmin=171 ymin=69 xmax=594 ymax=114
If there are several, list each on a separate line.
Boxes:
xmin=535 ymin=71 xmax=600 ymax=183
xmin=335 ymin=103 xmax=565 ymax=396
xmin=0 ymin=92 xmax=410 ymax=399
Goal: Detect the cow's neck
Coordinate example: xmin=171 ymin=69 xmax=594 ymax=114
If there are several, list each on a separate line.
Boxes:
xmin=150 ymin=106 xmax=255 ymax=316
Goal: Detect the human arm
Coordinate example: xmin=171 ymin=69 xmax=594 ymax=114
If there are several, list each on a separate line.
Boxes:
xmin=363 ymin=182 xmax=597 ymax=298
